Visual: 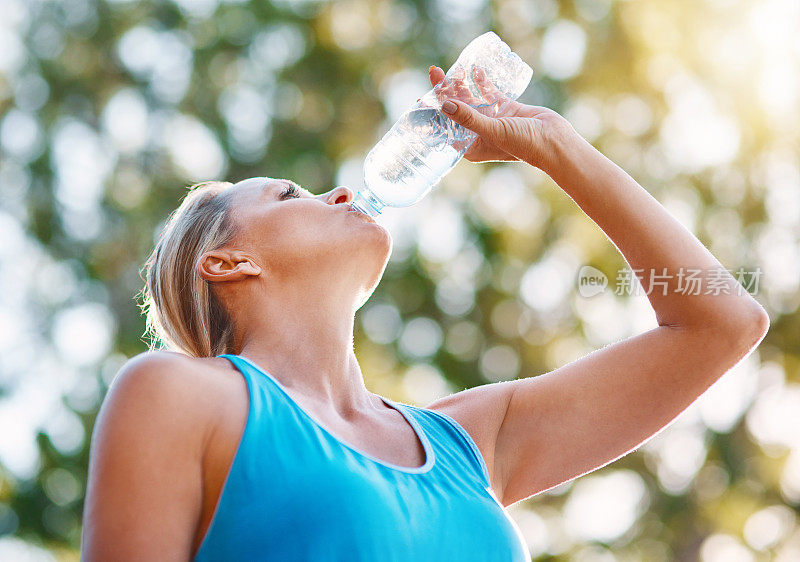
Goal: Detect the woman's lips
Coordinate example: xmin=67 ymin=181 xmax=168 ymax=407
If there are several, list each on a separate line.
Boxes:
xmin=347 ymin=206 xmax=376 ymax=223
xmin=349 ymin=211 xmax=376 ymax=223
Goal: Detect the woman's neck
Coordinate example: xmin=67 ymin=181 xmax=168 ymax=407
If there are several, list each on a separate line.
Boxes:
xmin=234 ymin=289 xmax=382 ymax=417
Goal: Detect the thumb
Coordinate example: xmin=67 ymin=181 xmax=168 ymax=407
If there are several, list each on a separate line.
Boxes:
xmin=441 ymin=98 xmax=499 ymax=138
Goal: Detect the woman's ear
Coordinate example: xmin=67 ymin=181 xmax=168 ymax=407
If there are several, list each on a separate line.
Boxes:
xmin=197 ymin=250 xmax=262 ymax=283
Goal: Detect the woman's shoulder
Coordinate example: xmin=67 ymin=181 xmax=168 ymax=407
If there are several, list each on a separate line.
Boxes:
xmin=110 ymin=350 xmax=242 ymax=396
xmin=101 ymin=351 xmax=247 ymax=442
xmin=85 ymin=351 xmax=247 ymax=559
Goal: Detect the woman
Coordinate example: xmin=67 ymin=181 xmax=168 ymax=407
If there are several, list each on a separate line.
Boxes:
xmin=82 ymin=65 xmax=769 ymax=561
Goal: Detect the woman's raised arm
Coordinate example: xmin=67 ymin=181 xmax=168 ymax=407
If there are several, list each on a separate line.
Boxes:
xmin=427 ymin=86 xmax=769 ymax=506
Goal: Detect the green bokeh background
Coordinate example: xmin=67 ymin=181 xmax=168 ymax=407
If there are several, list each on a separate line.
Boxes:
xmin=1 ymin=0 xmax=798 ymax=560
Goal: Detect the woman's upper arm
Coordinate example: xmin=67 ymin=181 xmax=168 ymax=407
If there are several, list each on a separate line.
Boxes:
xmin=82 ymin=351 xmax=210 ymax=561
xmin=494 ymin=316 xmax=767 ymax=506
xmin=428 ymin=311 xmax=767 ymax=508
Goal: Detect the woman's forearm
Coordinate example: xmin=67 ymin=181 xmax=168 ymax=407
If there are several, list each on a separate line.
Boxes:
xmin=438 ymin=92 xmax=766 ymax=334
xmin=538 ymin=127 xmax=767 ymax=332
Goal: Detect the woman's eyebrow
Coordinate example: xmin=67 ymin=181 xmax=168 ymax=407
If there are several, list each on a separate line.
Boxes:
xmin=260 ymin=179 xmax=291 ymax=195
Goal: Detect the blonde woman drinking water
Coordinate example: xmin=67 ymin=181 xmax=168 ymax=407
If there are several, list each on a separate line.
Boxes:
xmin=82 ymin=65 xmax=769 ymax=561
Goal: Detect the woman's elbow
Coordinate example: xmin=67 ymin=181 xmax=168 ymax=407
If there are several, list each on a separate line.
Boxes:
xmin=724 ymin=300 xmax=770 ymax=353
xmin=748 ymin=302 xmax=770 ymax=344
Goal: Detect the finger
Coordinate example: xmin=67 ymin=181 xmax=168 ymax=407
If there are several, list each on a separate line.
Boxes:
xmin=473 ymin=67 xmax=505 ymax=103
xmin=440 ymin=98 xmax=503 ymax=139
xmin=429 ymin=65 xmax=446 ymax=88
xmin=433 ymin=79 xmax=453 ymax=104
xmin=443 ymin=73 xmax=479 ymax=105
xmin=454 ymin=79 xmax=473 ymax=101
xmin=448 ymin=66 xmax=473 ymax=99
xmin=432 ymin=74 xmax=457 ymax=104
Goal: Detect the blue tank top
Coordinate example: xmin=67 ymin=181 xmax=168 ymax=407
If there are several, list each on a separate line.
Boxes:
xmin=194 ymin=354 xmax=530 ymax=561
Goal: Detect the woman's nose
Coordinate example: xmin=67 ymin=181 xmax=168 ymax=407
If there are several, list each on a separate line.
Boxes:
xmin=325 ymin=186 xmax=354 ymax=206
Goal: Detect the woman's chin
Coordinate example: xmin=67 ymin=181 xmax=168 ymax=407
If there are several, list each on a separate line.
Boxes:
xmin=357 ymin=220 xmax=392 ymax=251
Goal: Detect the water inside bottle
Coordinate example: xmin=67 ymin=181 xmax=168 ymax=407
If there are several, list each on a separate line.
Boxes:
xmin=359 ymin=103 xmax=482 ymax=213
xmin=408 ymin=107 xmax=475 ymax=147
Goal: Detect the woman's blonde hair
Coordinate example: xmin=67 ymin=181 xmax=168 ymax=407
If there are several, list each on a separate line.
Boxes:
xmin=137 ymin=180 xmax=241 ymax=358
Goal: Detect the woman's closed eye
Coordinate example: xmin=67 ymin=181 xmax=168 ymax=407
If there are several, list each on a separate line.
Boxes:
xmin=279 ymin=184 xmax=302 ymax=199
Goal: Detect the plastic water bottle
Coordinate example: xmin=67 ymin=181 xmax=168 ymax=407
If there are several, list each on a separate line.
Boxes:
xmin=350 ymin=32 xmax=533 ymax=217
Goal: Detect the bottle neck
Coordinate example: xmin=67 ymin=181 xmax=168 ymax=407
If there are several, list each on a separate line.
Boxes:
xmin=350 ymin=188 xmax=385 ymax=217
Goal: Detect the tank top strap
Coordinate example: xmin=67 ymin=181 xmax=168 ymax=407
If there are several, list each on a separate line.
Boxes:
xmin=218 ymin=353 xmax=273 ymax=415
xmin=393 ymin=401 xmax=492 ymax=490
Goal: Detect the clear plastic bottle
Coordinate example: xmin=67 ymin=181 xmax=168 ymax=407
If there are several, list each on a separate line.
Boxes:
xmin=351 ymin=32 xmax=533 ymax=217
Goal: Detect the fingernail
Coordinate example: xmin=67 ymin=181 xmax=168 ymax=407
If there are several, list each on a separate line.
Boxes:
xmin=442 ymin=100 xmax=457 ymax=114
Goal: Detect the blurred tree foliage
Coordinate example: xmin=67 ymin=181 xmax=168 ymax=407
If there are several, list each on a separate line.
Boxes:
xmin=0 ymin=0 xmax=798 ymax=560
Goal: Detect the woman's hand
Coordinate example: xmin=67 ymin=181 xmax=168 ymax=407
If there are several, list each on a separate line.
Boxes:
xmin=427 ymin=65 xmax=574 ymax=170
